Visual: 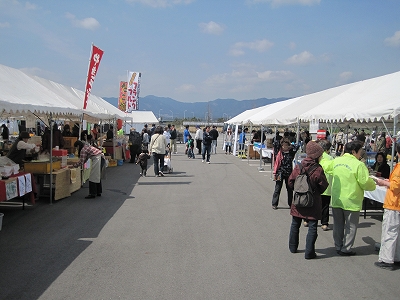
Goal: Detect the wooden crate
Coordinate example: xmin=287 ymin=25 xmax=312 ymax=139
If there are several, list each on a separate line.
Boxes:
xmin=24 ymin=160 xmax=61 ymax=174
xmin=248 ymin=144 xmax=260 ymax=159
xmin=108 ymin=159 xmax=117 ymax=167
xmin=63 ymin=137 xmax=77 ymax=154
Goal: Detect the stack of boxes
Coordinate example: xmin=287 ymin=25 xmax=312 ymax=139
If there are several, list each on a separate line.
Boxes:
xmin=52 ymin=149 xmax=68 ymax=168
xmin=63 ymin=137 xmax=78 ymax=154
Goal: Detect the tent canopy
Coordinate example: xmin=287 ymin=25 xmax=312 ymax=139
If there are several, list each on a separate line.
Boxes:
xmin=0 ymin=63 xmax=133 ymax=122
xmin=0 ymin=64 xmax=82 ymax=119
xmin=228 ymin=70 xmax=400 ymax=127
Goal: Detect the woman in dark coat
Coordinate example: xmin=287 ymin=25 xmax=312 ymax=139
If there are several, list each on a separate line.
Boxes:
xmin=288 ymin=141 xmax=329 ymax=259
xmin=371 ymin=152 xmax=390 ymax=179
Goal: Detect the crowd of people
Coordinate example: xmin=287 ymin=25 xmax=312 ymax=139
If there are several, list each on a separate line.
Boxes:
xmin=271 ymin=128 xmax=400 ymax=271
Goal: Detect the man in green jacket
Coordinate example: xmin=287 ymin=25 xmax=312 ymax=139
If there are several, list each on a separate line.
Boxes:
xmin=329 ymin=141 xmax=376 ymax=256
xmin=318 ymin=140 xmax=334 ymax=231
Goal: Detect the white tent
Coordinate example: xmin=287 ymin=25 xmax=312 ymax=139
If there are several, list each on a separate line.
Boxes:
xmin=244 ymin=71 xmax=400 ymax=126
xmin=29 ymin=73 xmax=128 ymax=120
xmin=0 ymin=64 xmax=82 ymax=119
xmin=299 ymin=71 xmax=400 ymax=123
xmin=127 ymin=111 xmax=159 ymax=124
xmin=247 ymin=96 xmax=305 ymax=125
xmin=0 ymin=63 xmax=132 ymax=122
xmin=226 ymin=106 xmax=267 ymax=125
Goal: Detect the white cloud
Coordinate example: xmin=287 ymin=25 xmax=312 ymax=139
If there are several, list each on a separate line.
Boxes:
xmin=0 ymin=22 xmax=10 ymax=28
xmin=25 ymin=2 xmax=37 ymax=10
xmin=336 ymin=71 xmax=353 ymax=85
xmin=248 ymin=0 xmax=320 ymax=6
xmin=199 ymin=21 xmax=224 ymax=35
xmin=175 ymin=84 xmax=196 ymax=93
xmin=229 ymin=39 xmax=274 ymax=56
xmin=126 ymin=0 xmax=194 ymax=8
xmin=66 ymin=13 xmax=100 ymax=30
xmin=257 ymin=70 xmax=294 ymax=81
xmin=204 ymin=67 xmax=294 ymax=95
xmin=285 ymin=51 xmax=315 ymax=65
xmin=384 ymin=31 xmax=400 ymax=47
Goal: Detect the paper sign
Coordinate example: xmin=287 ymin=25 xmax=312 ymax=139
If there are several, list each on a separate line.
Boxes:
xmin=18 ymin=176 xmax=26 ymax=196
xmin=25 ymin=173 xmax=32 ymax=193
xmin=6 ymin=180 xmax=18 ymax=200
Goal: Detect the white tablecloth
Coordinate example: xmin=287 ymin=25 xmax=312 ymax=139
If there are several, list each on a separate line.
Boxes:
xmin=364 ymin=185 xmax=387 ymax=204
xmin=252 ymin=146 xmax=273 ymax=159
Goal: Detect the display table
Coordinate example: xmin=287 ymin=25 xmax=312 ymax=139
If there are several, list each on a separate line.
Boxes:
xmin=0 ymin=172 xmax=36 ymax=208
xmin=363 ymin=185 xmax=386 ymax=218
xmin=248 ymin=144 xmax=260 ymax=159
xmin=104 ymin=145 xmax=123 ymax=160
xmin=35 ymin=167 xmax=81 ymax=201
xmin=364 ymin=186 xmax=386 ymax=204
xmin=252 ymin=145 xmax=274 ymax=159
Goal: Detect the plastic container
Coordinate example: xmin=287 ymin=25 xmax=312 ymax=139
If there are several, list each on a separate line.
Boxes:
xmin=117 ymin=159 xmax=124 ymax=166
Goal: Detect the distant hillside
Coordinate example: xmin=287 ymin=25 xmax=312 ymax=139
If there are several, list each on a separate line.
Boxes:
xmin=103 ymin=95 xmax=289 ymax=121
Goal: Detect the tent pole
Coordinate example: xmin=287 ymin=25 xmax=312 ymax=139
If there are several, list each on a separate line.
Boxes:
xmin=247 ymin=122 xmax=252 ymax=165
xmin=233 ymin=124 xmax=238 ymax=156
xmin=390 ymin=112 xmax=397 ymax=171
xmin=49 ymin=116 xmax=53 ymax=205
xmin=258 ymin=124 xmax=264 ymax=171
xmin=294 ymin=117 xmax=300 ymax=166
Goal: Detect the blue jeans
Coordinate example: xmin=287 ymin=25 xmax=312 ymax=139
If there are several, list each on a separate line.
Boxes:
xmin=289 ymin=216 xmax=318 ymax=259
xmin=187 ymin=148 xmax=195 ymax=158
xmin=211 ymin=140 xmax=217 ymax=154
xmin=152 ymin=152 xmax=164 ymax=175
xmin=202 ymin=144 xmax=211 ymax=162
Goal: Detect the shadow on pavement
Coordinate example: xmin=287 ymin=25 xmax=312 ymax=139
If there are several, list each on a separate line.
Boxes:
xmin=0 ymin=163 xmax=139 ymax=300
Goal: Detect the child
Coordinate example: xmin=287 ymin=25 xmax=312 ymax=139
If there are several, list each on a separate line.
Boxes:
xmin=187 ymin=135 xmax=195 ymax=159
xmin=136 ymin=149 xmax=151 ymax=176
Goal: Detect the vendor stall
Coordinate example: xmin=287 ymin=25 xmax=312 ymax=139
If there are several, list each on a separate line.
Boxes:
xmin=0 ymin=172 xmax=36 ymax=208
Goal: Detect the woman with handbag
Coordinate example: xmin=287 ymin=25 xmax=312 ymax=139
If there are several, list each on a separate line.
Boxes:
xmin=149 ymin=126 xmax=167 ymax=177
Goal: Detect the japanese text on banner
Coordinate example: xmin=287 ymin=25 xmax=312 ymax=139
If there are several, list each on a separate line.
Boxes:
xmin=126 ymin=71 xmax=141 ymax=112
xmin=83 ymin=45 xmax=104 ymax=109
xmin=118 ymin=81 xmax=127 ymax=112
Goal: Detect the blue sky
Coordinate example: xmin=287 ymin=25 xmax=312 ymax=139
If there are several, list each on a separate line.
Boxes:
xmin=1 ymin=0 xmax=399 ymax=103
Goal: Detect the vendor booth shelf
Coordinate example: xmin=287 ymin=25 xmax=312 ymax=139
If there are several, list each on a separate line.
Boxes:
xmin=24 ymin=160 xmax=61 ymax=174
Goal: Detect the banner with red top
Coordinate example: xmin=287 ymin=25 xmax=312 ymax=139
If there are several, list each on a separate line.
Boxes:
xmin=83 ymin=44 xmax=104 ymax=109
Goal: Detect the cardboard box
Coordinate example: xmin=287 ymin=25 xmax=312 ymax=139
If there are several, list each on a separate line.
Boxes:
xmin=24 ymin=160 xmax=61 ymax=174
xmin=67 ymin=157 xmax=80 ymax=165
xmin=52 ymin=149 xmax=68 ymax=156
xmin=108 ymin=159 xmax=117 ymax=167
xmin=63 ymin=137 xmax=78 ymax=154
xmin=28 ymin=136 xmax=42 ymax=146
xmin=63 ymin=137 xmax=77 ymax=148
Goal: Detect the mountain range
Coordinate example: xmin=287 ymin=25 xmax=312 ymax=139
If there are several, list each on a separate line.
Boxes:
xmin=103 ymin=95 xmax=289 ymax=121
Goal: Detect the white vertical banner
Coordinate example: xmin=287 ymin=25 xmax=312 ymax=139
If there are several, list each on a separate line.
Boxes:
xmin=126 ymin=71 xmax=141 ymax=112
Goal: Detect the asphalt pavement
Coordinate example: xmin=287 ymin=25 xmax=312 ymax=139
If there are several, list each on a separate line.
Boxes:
xmin=0 ymin=140 xmax=398 ymax=300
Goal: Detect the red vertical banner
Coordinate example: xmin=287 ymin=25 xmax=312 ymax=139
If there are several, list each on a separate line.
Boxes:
xmin=118 ymin=81 xmax=127 ymax=112
xmin=83 ymin=44 xmax=104 ymax=109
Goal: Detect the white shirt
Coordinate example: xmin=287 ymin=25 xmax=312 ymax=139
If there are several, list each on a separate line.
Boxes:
xmin=163 ymin=131 xmax=171 ymax=144
xmin=195 ymin=129 xmax=203 ymax=140
xmin=17 ymin=140 xmax=36 ymax=154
